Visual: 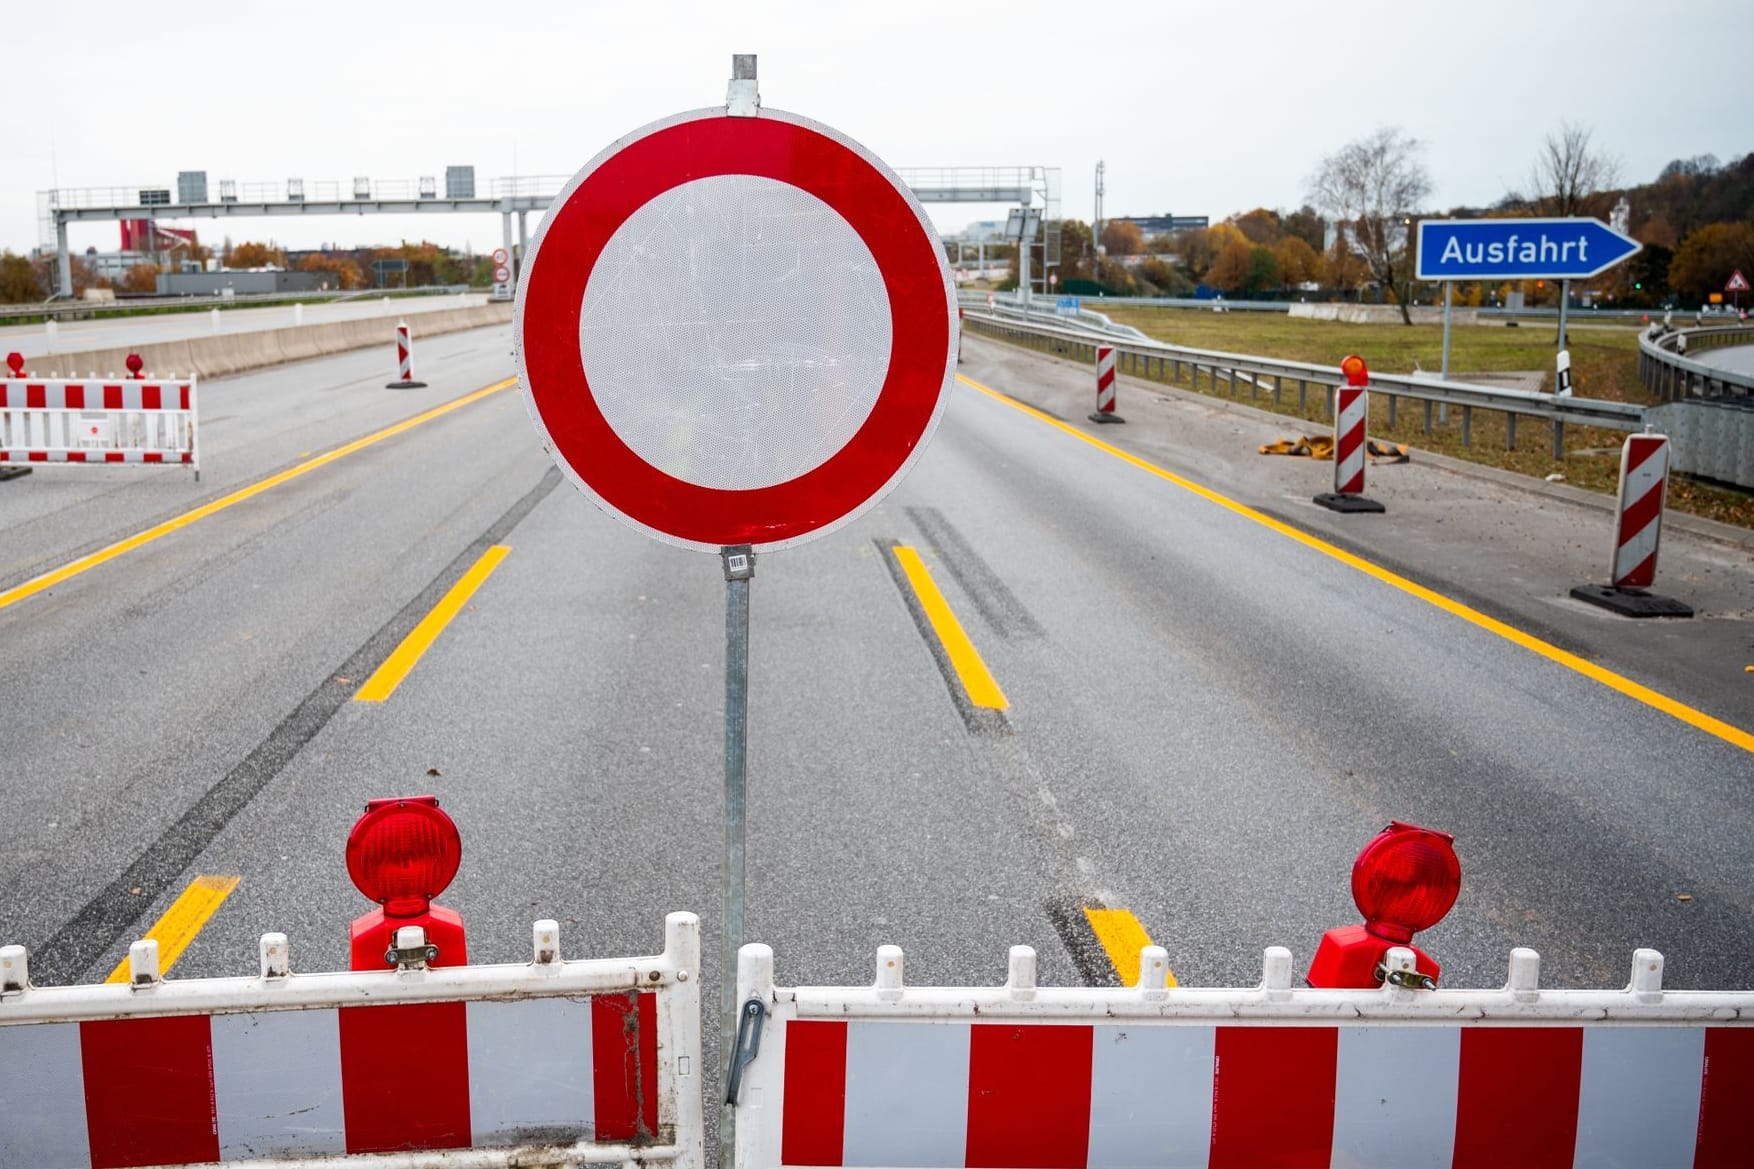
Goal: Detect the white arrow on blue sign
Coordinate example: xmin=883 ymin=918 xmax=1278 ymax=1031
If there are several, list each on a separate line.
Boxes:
xmin=1416 ymin=217 xmax=1641 ymax=281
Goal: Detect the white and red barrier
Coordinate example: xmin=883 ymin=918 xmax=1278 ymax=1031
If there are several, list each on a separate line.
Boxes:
xmin=386 ymin=320 xmax=427 ymax=389
xmin=1315 ymin=355 xmax=1383 ymax=513
xmin=0 ymin=916 xmax=704 ymax=1169
xmin=733 ymin=942 xmax=1753 ymax=1169
xmin=1571 ymin=432 xmax=1692 ymax=616
xmin=1610 ymin=432 xmax=1670 ymax=588
xmin=1 ymin=353 xmax=199 ymax=477
xmin=1088 ymin=345 xmax=1123 ymax=423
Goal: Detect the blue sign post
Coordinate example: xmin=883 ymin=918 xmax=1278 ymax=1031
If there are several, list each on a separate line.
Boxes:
xmin=1416 ymin=217 xmax=1641 ymax=376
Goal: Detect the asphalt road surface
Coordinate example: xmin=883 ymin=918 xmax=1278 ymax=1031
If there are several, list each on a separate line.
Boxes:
xmin=3 ymin=327 xmax=1752 ymax=1094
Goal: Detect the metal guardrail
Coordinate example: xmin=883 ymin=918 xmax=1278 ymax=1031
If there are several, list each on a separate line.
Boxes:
xmin=962 ymin=308 xmax=1646 ymax=459
xmin=1639 ymin=324 xmax=1754 ymax=402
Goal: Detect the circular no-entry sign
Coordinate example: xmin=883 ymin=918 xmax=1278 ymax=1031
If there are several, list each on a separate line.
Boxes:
xmin=515 ymin=107 xmax=957 ymax=552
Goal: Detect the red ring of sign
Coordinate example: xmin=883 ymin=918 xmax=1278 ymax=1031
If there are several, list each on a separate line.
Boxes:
xmin=521 ymin=113 xmax=951 ymax=549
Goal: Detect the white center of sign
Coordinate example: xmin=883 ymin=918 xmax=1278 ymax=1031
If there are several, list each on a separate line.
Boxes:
xmin=578 ymin=174 xmax=893 ymax=491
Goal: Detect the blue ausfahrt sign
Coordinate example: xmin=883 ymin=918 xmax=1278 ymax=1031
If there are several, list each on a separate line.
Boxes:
xmin=1416 ymin=217 xmax=1641 ymax=281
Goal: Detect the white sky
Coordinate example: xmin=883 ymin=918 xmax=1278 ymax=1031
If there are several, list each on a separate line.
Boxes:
xmin=4 ymin=0 xmax=1749 ymax=259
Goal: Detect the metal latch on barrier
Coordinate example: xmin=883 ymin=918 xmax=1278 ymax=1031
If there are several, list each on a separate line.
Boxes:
xmin=1375 ymin=960 xmax=1437 ymax=991
xmin=725 ymin=997 xmax=766 ymax=1104
xmin=383 ymin=925 xmax=439 ymax=970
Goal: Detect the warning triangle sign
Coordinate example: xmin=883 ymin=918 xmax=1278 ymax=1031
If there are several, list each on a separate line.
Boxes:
xmin=1728 ymin=269 xmax=1751 ymax=292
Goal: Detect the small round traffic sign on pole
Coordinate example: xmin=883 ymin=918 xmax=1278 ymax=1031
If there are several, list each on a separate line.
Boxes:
xmin=493 ymin=265 xmax=511 ymax=285
xmin=516 ymin=107 xmax=958 ymax=553
xmin=491 ymin=247 xmax=509 ymax=267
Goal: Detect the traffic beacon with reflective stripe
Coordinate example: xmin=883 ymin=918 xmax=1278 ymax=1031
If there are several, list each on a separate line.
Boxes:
xmin=346 ymin=795 xmax=467 ymax=971
xmin=1306 ymin=821 xmax=1460 ymax=989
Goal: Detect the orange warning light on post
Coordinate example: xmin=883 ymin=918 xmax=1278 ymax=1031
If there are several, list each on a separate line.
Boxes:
xmin=1340 ymin=354 xmax=1369 ymax=387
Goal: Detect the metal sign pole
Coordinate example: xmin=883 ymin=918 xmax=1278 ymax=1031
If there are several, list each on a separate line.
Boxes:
xmin=720 ymin=543 xmax=753 ymax=1167
xmin=1558 ymin=278 xmax=1570 ymax=351
xmin=1441 ymin=281 xmax=1454 ymax=380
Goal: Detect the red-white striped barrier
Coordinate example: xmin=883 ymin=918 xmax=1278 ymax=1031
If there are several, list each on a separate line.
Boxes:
xmin=1 ymin=353 xmax=198 ymax=476
xmin=0 ymin=916 xmax=703 ymax=1169
xmin=734 ymin=942 xmax=1754 ymax=1169
xmin=1088 ymin=345 xmax=1123 ymax=423
xmin=1610 ymin=433 xmax=1669 ymax=588
xmin=1571 ymin=432 xmax=1692 ymax=616
xmin=387 ymin=320 xmax=427 ymax=388
xmin=1315 ymin=355 xmax=1382 ymax=513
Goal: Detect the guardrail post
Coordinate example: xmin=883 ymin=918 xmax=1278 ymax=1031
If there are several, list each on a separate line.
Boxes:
xmin=1462 ymin=405 xmax=1473 ymax=448
xmin=1552 ymin=419 xmax=1565 ymax=461
xmin=1298 ymin=379 xmax=1307 ymax=412
xmin=1273 ymin=374 xmax=1282 ymax=405
xmin=1423 ymin=400 xmax=1433 ymax=434
xmin=1506 ymin=412 xmax=1517 ymax=451
xmin=1387 ymin=394 xmax=1397 ymax=429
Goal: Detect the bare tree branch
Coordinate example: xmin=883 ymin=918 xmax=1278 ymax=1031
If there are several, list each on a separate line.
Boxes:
xmin=1529 ymin=121 xmax=1622 ymax=217
xmin=1308 ymin=127 xmax=1431 ymax=325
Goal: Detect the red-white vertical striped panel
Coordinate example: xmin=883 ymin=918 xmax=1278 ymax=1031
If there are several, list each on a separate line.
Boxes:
xmin=1611 ymin=434 xmax=1669 ymax=588
xmin=1333 ymin=386 xmax=1367 ymax=495
xmin=0 ymin=991 xmax=659 ymax=1167
xmin=1095 ymin=347 xmax=1117 ymax=414
xmin=775 ymin=1020 xmax=1751 ymax=1168
xmin=396 ymin=323 xmax=413 ymax=381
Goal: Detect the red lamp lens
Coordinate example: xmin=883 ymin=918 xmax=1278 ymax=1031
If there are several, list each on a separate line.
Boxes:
xmin=345 ymin=797 xmax=461 ymax=916
xmin=1351 ymin=821 xmax=1460 ymax=943
xmin=1340 ymin=355 xmax=1369 ymax=387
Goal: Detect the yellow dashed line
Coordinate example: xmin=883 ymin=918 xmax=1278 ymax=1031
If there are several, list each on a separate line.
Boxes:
xmin=957 ymin=373 xmax=1754 ymax=757
xmin=0 ymin=377 xmax=517 ymax=613
xmin=355 ymin=544 xmax=511 ymax=702
xmin=891 ymin=544 xmax=1008 ymax=710
xmin=1083 ymin=906 xmax=1176 ymax=987
xmin=105 ymin=874 xmax=240 ymax=984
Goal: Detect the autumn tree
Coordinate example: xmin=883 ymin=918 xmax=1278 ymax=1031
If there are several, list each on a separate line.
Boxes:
xmin=1281 ymin=205 xmax=1326 ymax=251
xmin=1668 ymin=222 xmax=1754 ymax=300
xmin=1309 ymin=126 xmax=1431 ymax=324
xmin=1528 ymin=121 xmax=1621 ymax=217
xmin=225 ymin=240 xmax=285 ymax=268
xmin=119 ymin=263 xmax=161 ymax=295
xmin=1231 ymin=208 xmax=1281 ymax=245
xmin=1178 ymin=222 xmax=1246 ymax=282
xmin=1274 ymin=236 xmax=1322 ymax=287
xmin=1099 ymin=219 xmax=1144 ymax=256
xmin=0 ymin=251 xmax=42 ymax=303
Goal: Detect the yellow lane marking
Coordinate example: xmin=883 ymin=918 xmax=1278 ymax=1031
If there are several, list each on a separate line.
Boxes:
xmin=1083 ymin=906 xmax=1176 ymax=987
xmin=0 ymin=377 xmax=518 ymax=614
xmin=957 ymin=373 xmax=1754 ymax=756
xmin=105 ymin=874 xmax=240 ymax=984
xmin=891 ymin=544 xmax=1009 ymax=710
xmin=354 ymin=544 xmax=512 ymax=702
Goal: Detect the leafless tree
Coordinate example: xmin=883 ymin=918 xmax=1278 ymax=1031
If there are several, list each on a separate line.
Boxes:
xmin=1529 ymin=121 xmax=1622 ymax=217
xmin=1308 ymin=127 xmax=1431 ymax=325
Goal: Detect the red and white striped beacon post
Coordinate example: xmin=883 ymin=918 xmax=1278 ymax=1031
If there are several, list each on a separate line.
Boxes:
xmin=1087 ymin=344 xmax=1124 ymax=424
xmin=1570 ymin=431 xmax=1694 ymax=617
xmin=1314 ymin=354 xmax=1384 ymax=513
xmin=386 ymin=320 xmax=427 ymax=389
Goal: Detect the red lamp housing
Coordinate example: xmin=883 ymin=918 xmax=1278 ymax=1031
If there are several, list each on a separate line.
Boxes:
xmin=1307 ymin=821 xmax=1460 ymax=989
xmin=5 ymin=352 xmax=22 ymax=377
xmin=124 ymin=353 xmax=144 ymax=378
xmin=346 ymin=795 xmax=467 ymax=971
xmin=1340 ymin=354 xmax=1369 ymax=387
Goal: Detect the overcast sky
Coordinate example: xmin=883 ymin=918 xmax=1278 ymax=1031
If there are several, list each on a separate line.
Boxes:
xmin=4 ymin=0 xmax=1749 ymax=260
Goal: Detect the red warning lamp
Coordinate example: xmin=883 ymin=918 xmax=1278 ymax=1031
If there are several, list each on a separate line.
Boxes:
xmin=1339 ymin=354 xmax=1369 ymax=387
xmin=124 ymin=353 xmax=144 ymax=379
xmin=345 ymin=795 xmax=468 ymax=971
xmin=1307 ymin=821 xmax=1460 ymax=989
xmin=5 ymin=352 xmax=23 ymax=377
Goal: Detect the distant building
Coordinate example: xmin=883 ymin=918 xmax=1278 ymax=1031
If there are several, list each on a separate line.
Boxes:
xmin=1117 ymin=213 xmax=1209 ymax=237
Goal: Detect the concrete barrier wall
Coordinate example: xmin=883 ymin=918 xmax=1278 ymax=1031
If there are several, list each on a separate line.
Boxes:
xmin=14 ymin=303 xmax=514 ymax=380
xmin=1290 ymin=302 xmax=1480 ymax=326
